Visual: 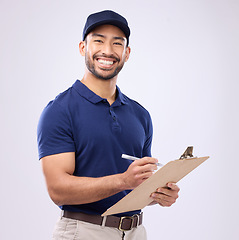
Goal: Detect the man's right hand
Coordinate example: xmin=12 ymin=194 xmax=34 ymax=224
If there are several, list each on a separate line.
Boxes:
xmin=121 ymin=157 xmax=158 ymax=189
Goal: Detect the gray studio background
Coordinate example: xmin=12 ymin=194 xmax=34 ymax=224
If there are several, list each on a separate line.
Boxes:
xmin=1 ymin=0 xmax=238 ymax=239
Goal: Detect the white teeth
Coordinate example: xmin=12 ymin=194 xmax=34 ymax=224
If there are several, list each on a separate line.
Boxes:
xmin=98 ymin=59 xmax=114 ymax=65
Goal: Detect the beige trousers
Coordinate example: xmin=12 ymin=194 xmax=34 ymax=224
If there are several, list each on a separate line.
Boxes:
xmin=52 ymin=217 xmax=147 ymax=240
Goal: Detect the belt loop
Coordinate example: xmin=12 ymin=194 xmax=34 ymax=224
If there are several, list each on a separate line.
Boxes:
xmin=136 ymin=214 xmax=140 ymax=227
xmin=101 ymin=216 xmax=107 ymax=228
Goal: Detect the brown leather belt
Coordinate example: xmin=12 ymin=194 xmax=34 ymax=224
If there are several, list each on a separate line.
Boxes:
xmin=63 ymin=210 xmax=143 ymax=231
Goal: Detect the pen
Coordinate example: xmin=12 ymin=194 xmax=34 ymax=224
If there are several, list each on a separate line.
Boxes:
xmin=121 ymin=154 xmax=164 ymax=167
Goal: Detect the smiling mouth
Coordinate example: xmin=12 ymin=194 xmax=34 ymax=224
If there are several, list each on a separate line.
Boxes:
xmin=95 ymin=57 xmax=119 ymax=70
xmin=97 ymin=59 xmax=114 ymax=66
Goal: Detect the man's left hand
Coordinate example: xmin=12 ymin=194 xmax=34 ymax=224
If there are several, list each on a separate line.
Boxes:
xmin=150 ymin=183 xmax=180 ymax=207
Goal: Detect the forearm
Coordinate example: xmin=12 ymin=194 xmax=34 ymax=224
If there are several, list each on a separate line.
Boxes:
xmin=48 ymin=173 xmax=126 ymax=206
xmin=42 ymin=153 xmax=158 ymax=206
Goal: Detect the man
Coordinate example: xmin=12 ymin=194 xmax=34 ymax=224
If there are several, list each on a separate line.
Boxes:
xmin=37 ymin=10 xmax=179 ymax=240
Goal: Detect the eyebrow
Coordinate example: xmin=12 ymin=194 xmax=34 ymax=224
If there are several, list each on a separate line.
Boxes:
xmin=113 ymin=36 xmax=125 ymax=42
xmin=92 ymin=33 xmax=125 ymax=42
xmin=92 ymin=33 xmax=105 ymax=38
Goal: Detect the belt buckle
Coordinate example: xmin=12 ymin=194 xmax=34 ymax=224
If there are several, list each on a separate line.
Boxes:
xmin=118 ymin=216 xmax=134 ymax=231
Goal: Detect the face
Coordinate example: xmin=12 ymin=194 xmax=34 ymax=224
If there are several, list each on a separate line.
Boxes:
xmin=80 ymin=25 xmax=130 ymax=81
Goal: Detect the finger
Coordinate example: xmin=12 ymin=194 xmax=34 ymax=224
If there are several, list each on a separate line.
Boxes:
xmin=129 ymin=173 xmax=153 ymax=187
xmin=138 ymin=163 xmax=158 ymax=172
xmin=156 ymin=188 xmax=179 ymax=198
xmin=137 ymin=171 xmax=154 ymax=180
xmin=167 ymin=183 xmax=180 ymax=192
xmin=153 ymin=198 xmax=175 ymax=207
xmin=133 ymin=157 xmax=158 ymax=166
xmin=151 ymin=192 xmax=176 ymax=206
xmin=131 ymin=163 xmax=157 ymax=176
xmin=151 ymin=192 xmax=175 ymax=202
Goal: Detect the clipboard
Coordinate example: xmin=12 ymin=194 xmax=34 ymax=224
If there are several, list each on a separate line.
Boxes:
xmin=102 ymin=147 xmax=209 ymax=216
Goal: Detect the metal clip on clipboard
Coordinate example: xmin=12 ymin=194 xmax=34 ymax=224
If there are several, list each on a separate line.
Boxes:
xmin=180 ymin=146 xmax=194 ymax=159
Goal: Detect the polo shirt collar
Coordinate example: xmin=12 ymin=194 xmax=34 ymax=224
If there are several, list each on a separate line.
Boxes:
xmin=73 ymin=80 xmax=127 ymax=106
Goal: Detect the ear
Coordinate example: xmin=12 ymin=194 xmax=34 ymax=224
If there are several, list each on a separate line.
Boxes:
xmin=79 ymin=41 xmax=86 ymax=56
xmin=125 ymin=46 xmax=131 ymax=62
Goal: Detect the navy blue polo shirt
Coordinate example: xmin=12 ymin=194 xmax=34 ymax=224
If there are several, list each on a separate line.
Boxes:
xmin=37 ymin=80 xmax=153 ymax=216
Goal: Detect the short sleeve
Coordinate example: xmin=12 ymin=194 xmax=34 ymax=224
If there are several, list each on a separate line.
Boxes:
xmin=37 ymin=101 xmax=75 ymax=159
xmin=142 ymin=113 xmax=153 ymax=157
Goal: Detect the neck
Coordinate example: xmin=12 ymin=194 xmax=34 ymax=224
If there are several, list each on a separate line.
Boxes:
xmin=81 ymin=71 xmax=117 ymax=105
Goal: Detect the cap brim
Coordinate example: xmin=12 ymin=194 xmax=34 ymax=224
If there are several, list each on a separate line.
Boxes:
xmin=83 ymin=19 xmax=130 ymax=40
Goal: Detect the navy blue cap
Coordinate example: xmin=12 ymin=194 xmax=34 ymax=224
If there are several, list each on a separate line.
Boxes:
xmin=83 ymin=10 xmax=130 ymax=45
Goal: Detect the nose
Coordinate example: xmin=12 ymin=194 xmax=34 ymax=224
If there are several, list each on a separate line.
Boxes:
xmin=101 ymin=42 xmax=114 ymax=56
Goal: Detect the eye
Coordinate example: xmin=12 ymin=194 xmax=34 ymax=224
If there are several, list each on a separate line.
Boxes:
xmin=94 ymin=39 xmax=103 ymax=43
xmin=113 ymin=42 xmax=123 ymax=46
